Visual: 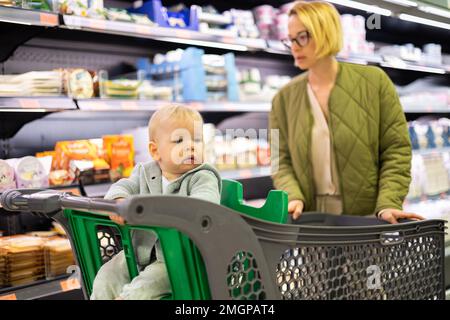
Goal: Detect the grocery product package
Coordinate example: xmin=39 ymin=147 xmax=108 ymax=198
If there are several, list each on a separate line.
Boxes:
xmin=6 ymin=156 xmax=49 ymax=189
xmin=102 ymin=135 xmax=134 ymax=180
xmin=0 ymin=159 xmax=16 ymax=192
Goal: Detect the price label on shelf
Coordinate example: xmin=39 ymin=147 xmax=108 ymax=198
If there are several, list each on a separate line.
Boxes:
xmin=135 ymin=25 xmax=152 ymax=35
xmin=187 ymin=102 xmax=204 ymax=111
xmin=18 ymin=99 xmax=41 ymax=109
xmin=39 ymin=13 xmax=58 ymax=26
xmin=222 ymin=36 xmax=234 ymax=44
xmin=89 ymin=19 xmax=107 ymax=30
xmin=0 ymin=294 xmax=17 ymax=300
xmin=60 ymin=278 xmax=81 ymax=292
xmin=240 ymin=169 xmax=253 ymax=179
xmin=175 ymin=29 xmax=192 ymax=39
xmin=86 ymin=101 xmax=108 ymax=110
xmin=121 ymin=101 xmax=138 ymax=110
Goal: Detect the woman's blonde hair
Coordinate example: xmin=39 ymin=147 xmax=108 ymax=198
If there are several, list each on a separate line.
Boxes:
xmin=289 ymin=1 xmax=343 ymax=58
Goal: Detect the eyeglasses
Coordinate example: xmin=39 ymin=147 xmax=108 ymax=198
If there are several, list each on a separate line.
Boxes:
xmin=281 ymin=31 xmax=311 ymax=49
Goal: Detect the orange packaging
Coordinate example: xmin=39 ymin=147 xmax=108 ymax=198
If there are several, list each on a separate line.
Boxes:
xmin=53 ymin=140 xmax=98 ymax=171
xmin=35 ymin=151 xmax=55 ymax=158
xmin=102 ymin=135 xmax=134 ymax=179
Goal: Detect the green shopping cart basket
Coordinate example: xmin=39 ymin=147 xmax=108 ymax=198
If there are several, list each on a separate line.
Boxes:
xmin=0 ymin=180 xmax=447 ymax=300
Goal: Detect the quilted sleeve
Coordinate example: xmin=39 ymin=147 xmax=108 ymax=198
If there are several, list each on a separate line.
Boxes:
xmin=375 ymin=70 xmax=412 ymax=213
xmin=269 ymin=92 xmax=305 ymax=203
xmin=189 ymin=170 xmax=221 ymax=204
xmin=104 ymin=164 xmax=141 ymax=200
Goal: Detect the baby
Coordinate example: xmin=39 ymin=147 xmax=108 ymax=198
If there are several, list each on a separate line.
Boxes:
xmin=90 ymin=104 xmax=222 ymax=300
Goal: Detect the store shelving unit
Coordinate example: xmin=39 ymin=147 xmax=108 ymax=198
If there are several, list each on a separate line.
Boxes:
xmin=1 ymin=6 xmax=450 ymax=74
xmin=0 ymin=274 xmax=82 ymax=300
xmin=0 ymin=6 xmax=58 ymax=27
xmin=75 ymin=99 xmax=272 ymax=112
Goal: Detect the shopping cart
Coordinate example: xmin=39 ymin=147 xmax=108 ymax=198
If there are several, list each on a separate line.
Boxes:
xmin=0 ymin=179 xmax=447 ymax=300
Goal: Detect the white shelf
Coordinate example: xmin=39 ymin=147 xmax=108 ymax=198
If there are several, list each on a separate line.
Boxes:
xmin=62 ymin=15 xmax=266 ymax=51
xmin=0 ymin=275 xmax=81 ymax=300
xmin=220 ymin=166 xmax=271 ymax=180
xmin=0 ymin=6 xmax=58 ymax=27
xmin=0 ymin=7 xmax=447 ymax=75
xmin=0 ymin=97 xmax=77 ymax=112
xmin=413 ymin=147 xmax=450 ymax=156
xmin=76 ymin=99 xmax=271 ymax=112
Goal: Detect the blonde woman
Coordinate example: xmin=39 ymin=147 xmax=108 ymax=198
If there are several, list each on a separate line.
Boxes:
xmin=270 ymin=1 xmax=424 ymax=224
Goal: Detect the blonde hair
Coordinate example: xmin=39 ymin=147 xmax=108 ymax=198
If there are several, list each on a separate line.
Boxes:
xmin=148 ymin=104 xmax=203 ymax=140
xmin=289 ymin=1 xmax=343 ymax=58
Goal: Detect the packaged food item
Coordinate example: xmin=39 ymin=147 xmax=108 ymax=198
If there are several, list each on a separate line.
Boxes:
xmin=53 ymin=140 xmax=99 ymax=171
xmin=22 ymin=0 xmax=52 ymax=11
xmin=49 ymin=169 xmax=75 ymax=186
xmin=27 ymin=231 xmax=58 ymax=238
xmin=0 ymin=235 xmax=46 ymax=287
xmin=233 ymin=137 xmax=258 ymax=169
xmin=70 ymin=160 xmax=95 ymax=185
xmin=105 ymin=8 xmax=133 ymax=22
xmin=203 ymin=124 xmax=216 ymax=165
xmin=103 ymin=135 xmax=134 ymax=180
xmin=67 ymin=69 xmax=94 ymax=99
xmin=52 ymin=222 xmax=67 ymax=236
xmin=102 ymin=79 xmax=141 ymax=99
xmin=0 ymin=159 xmax=16 ymax=192
xmin=44 ymin=238 xmax=74 ymax=279
xmin=58 ymin=0 xmax=88 ymax=16
xmin=12 ymin=156 xmax=49 ymax=188
xmin=130 ymin=13 xmax=155 ymax=25
xmin=214 ymin=136 xmax=236 ymax=170
xmin=257 ymin=140 xmax=271 ymax=166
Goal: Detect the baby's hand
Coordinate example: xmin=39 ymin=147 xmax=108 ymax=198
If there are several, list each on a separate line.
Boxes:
xmin=109 ymin=213 xmax=125 ymax=225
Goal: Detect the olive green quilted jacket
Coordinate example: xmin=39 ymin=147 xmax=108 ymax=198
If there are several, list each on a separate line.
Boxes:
xmin=269 ymin=62 xmax=411 ymax=215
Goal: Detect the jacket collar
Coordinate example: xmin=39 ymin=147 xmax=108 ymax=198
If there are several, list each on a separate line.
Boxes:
xmin=141 ymin=161 xmax=162 ymax=194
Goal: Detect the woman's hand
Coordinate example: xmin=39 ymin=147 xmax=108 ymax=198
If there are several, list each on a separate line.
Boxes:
xmin=378 ymin=208 xmax=425 ymax=224
xmin=288 ymin=200 xmax=304 ymax=220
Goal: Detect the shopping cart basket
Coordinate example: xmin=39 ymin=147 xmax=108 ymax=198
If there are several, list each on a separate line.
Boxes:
xmin=0 ymin=180 xmax=446 ymax=300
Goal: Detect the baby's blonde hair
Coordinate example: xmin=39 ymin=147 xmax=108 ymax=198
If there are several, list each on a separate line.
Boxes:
xmin=148 ymin=104 xmax=203 ymax=140
xmin=289 ymin=1 xmax=343 ymax=59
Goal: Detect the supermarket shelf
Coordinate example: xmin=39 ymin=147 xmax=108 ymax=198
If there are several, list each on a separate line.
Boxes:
xmin=266 ymin=40 xmax=450 ymax=73
xmin=220 ymin=166 xmax=271 ymax=180
xmin=413 ymin=147 xmax=450 ymax=156
xmin=83 ymin=182 xmax=114 ymax=198
xmin=0 ymin=96 xmax=446 ymax=114
xmin=1 ymin=7 xmax=448 ymax=75
xmin=0 ymin=6 xmax=59 ymax=27
xmin=76 ymin=99 xmax=271 ymax=112
xmin=0 ymin=97 xmax=77 ymax=112
xmin=0 ymin=274 xmax=81 ymax=300
xmin=62 ymin=15 xmax=267 ymax=51
xmin=380 ymin=61 xmax=448 ymax=75
xmin=404 ymin=106 xmax=450 ymax=113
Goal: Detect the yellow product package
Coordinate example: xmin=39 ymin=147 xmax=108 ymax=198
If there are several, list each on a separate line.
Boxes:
xmin=103 ymin=135 xmax=134 ymax=179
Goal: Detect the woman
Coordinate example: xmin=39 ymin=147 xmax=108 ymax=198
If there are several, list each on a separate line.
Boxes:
xmin=270 ymin=1 xmax=424 ymax=224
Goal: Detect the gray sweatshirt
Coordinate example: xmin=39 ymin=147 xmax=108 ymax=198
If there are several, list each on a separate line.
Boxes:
xmin=104 ymin=161 xmax=222 ymax=267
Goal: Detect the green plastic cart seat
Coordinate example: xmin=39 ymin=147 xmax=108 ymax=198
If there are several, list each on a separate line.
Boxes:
xmin=65 ymin=178 xmax=288 ymax=299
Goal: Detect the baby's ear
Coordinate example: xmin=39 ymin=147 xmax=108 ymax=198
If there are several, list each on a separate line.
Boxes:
xmin=148 ymin=141 xmax=159 ymax=161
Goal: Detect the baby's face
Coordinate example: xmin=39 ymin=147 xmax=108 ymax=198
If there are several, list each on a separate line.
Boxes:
xmin=154 ymin=118 xmax=204 ymax=175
